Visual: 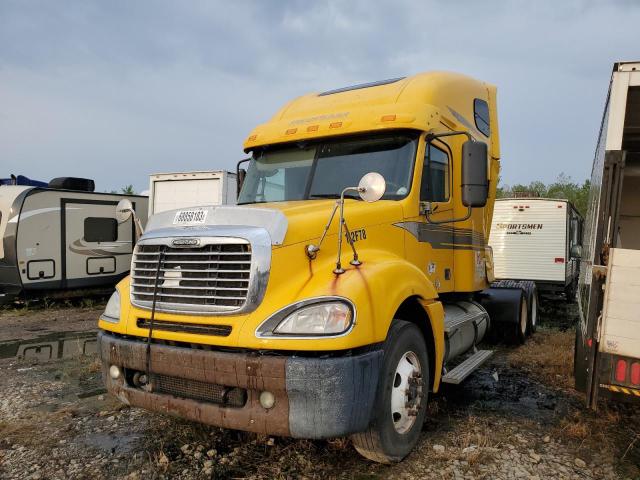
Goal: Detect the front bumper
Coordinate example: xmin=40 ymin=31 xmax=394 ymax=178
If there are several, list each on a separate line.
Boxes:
xmin=98 ymin=331 xmax=382 ymax=438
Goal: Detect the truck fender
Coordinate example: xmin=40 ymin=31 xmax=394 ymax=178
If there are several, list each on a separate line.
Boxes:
xmin=350 ymin=259 xmax=445 ymax=391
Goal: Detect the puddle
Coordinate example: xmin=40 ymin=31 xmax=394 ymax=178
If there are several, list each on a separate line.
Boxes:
xmin=80 ymin=432 xmax=141 ymax=455
xmin=0 ymin=330 xmax=97 ymax=360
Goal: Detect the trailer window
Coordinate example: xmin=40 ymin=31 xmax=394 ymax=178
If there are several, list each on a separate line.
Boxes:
xmin=84 ymin=217 xmax=118 ymax=242
xmin=421 ymin=143 xmax=450 ymax=202
xmin=474 ymin=99 xmax=490 ymax=137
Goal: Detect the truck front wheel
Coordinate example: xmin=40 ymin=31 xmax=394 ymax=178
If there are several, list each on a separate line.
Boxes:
xmin=351 ymin=320 xmax=429 ymax=463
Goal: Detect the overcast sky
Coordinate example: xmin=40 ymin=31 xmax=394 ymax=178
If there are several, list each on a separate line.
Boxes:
xmin=1 ymin=0 xmax=638 ymax=193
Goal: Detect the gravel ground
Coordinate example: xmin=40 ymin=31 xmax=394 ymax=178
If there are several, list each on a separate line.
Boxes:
xmin=0 ymin=303 xmax=638 ymax=479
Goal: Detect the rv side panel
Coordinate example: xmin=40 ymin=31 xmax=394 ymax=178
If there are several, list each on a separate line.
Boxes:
xmin=489 ymin=199 xmax=568 ymax=283
xmin=16 ymin=190 xmax=147 ymax=292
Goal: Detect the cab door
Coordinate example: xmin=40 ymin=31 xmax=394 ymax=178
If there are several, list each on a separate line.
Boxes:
xmin=404 ymin=139 xmax=455 ymax=293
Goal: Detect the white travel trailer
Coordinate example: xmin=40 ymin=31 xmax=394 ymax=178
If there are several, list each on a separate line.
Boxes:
xmin=489 ymin=197 xmax=583 ymax=298
xmin=575 ymin=61 xmax=640 ymax=408
xmin=148 ymin=170 xmax=237 ymax=215
xmin=0 ymin=178 xmax=148 ymax=303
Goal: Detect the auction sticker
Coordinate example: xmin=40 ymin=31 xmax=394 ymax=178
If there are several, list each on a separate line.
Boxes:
xmin=173 ymin=208 xmax=208 ymax=225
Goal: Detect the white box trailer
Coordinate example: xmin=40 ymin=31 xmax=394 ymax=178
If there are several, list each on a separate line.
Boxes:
xmin=0 ymin=178 xmax=148 ymax=303
xmin=574 ymin=61 xmax=640 ymax=408
xmin=148 ymin=171 xmax=237 ymax=216
xmin=489 ymin=198 xmax=583 ymax=298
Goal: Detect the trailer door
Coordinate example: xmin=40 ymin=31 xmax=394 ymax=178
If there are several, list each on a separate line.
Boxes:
xmin=61 ymin=199 xmax=134 ymax=286
xmin=600 ymin=249 xmax=640 ymax=359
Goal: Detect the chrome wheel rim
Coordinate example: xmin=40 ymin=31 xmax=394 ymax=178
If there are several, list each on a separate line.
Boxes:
xmin=390 ymin=351 xmax=423 ymax=434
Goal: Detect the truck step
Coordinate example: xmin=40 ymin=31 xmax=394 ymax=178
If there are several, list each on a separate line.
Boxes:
xmin=441 ymin=350 xmax=494 ymax=385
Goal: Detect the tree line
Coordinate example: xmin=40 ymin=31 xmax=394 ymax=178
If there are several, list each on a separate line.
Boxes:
xmin=497 ymin=173 xmax=590 ymax=217
xmin=109 ymin=176 xmax=591 ymax=219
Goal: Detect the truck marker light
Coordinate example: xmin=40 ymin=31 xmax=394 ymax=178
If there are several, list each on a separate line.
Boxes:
xmin=285 ymin=128 xmax=298 ymax=135
xmin=307 ymin=125 xmax=319 ymax=132
xmin=631 ymin=363 xmax=640 ymax=386
xmin=259 ymin=391 xmax=276 ymax=409
xmin=381 ymin=114 xmax=396 ymax=122
xmin=615 ymin=359 xmax=627 ymax=383
xmin=554 ymin=257 xmax=565 ymax=264
xmin=329 ymin=122 xmax=342 ymax=128
xmin=109 ymin=365 xmax=121 ymax=380
xmin=247 ymin=135 xmax=257 ymax=141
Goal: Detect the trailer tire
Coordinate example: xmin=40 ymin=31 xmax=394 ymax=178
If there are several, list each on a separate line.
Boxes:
xmin=351 ymin=320 xmax=429 ymax=463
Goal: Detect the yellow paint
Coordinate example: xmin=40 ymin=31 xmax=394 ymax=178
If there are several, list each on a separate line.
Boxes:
xmin=100 ymin=71 xmax=500 ymax=393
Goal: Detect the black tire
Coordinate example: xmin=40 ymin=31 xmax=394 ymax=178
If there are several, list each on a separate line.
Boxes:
xmin=491 ymin=280 xmax=534 ymax=340
xmin=507 ymin=293 xmax=528 ymax=345
xmin=351 ymin=320 xmax=429 ymax=463
xmin=518 ymin=281 xmax=538 ymax=335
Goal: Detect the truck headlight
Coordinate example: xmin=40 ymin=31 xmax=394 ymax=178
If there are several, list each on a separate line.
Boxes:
xmin=275 ymin=302 xmax=352 ymax=335
xmin=101 ymin=290 xmax=121 ymax=323
xmin=257 ymin=298 xmax=355 ymax=337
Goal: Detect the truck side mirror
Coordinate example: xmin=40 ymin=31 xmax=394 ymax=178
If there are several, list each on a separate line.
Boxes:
xmin=461 ymin=140 xmax=488 ymax=208
xmin=115 ymin=199 xmax=134 ymax=223
xmin=115 ymin=199 xmax=143 ymax=243
xmin=237 ymin=168 xmax=247 ymax=197
xmin=236 ymin=158 xmax=250 ymax=198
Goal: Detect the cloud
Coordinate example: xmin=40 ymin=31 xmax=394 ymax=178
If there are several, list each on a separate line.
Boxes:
xmin=0 ymin=0 xmax=638 ymax=192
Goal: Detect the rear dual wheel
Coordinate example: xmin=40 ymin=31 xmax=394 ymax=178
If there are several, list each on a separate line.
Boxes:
xmin=511 ymin=295 xmax=529 ymax=345
xmin=493 ymin=280 xmax=537 ymax=342
xmin=517 ymin=281 xmax=538 ymax=335
xmin=351 ymin=320 xmax=429 ymax=463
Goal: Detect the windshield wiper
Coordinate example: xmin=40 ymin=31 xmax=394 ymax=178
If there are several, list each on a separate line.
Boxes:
xmin=309 ymin=193 xmax=361 ymax=200
xmin=237 ymin=200 xmax=269 ymax=205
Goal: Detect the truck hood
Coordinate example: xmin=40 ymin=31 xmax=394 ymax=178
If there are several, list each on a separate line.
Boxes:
xmin=143 ymin=200 xmax=403 ymax=247
xmin=263 ymin=200 xmax=403 ymax=246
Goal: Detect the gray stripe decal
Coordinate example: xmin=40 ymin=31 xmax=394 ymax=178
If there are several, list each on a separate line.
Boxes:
xmin=447 ymin=106 xmax=482 ymax=140
xmin=394 ymin=221 xmax=485 ymax=251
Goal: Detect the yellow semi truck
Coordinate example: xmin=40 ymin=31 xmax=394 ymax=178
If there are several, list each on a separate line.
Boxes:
xmin=98 ymin=71 xmax=536 ymax=462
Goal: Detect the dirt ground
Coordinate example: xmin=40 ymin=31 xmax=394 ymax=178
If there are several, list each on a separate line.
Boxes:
xmin=0 ymin=298 xmax=639 ymax=479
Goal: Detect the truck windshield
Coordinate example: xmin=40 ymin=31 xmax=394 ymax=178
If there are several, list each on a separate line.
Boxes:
xmin=238 ymin=133 xmax=418 ymax=204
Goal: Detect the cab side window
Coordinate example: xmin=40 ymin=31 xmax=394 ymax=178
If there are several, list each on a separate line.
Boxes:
xmin=474 ymin=99 xmax=490 ymax=137
xmin=421 ymin=143 xmax=450 ymax=202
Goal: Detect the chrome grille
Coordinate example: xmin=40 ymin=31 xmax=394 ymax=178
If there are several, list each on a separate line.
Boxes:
xmin=136 ymin=318 xmax=232 ymax=337
xmin=130 ymin=242 xmax=252 ymax=314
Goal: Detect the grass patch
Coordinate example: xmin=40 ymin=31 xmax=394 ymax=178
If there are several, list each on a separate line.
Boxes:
xmin=506 ymin=327 xmax=575 ymax=389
